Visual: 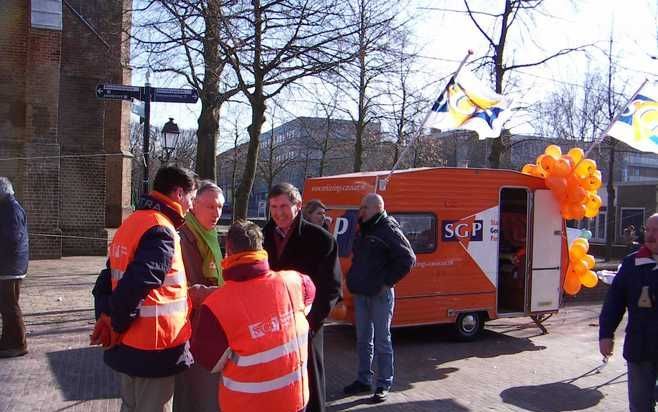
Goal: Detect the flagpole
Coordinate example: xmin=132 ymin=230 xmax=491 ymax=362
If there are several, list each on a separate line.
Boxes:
xmin=384 ymin=49 xmax=474 ymax=183
xmin=584 ymin=78 xmax=648 ymax=158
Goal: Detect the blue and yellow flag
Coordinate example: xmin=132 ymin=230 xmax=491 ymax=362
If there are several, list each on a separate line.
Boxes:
xmin=425 ymin=70 xmax=513 ymax=139
xmin=608 ymin=83 xmax=658 ymax=154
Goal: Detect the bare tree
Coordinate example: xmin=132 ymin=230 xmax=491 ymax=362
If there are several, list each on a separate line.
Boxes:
xmin=218 ymin=0 xmax=356 ymax=219
xmin=534 ymin=72 xmax=609 ymax=141
xmin=257 ymin=108 xmax=298 ymax=196
xmin=129 ymin=120 xmax=198 ymax=204
xmin=533 ymin=32 xmax=626 ymax=260
xmin=456 ymin=0 xmax=591 ymax=168
xmin=337 ymin=0 xmax=410 ymax=172
xmin=380 ymin=39 xmax=428 ymax=168
xmin=130 ymin=0 xmax=240 ymax=179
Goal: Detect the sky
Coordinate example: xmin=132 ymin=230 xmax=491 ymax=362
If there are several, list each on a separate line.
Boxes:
xmin=132 ymin=0 xmax=658 ymax=144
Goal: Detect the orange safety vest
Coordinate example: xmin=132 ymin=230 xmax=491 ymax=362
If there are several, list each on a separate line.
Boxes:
xmin=108 ymin=209 xmax=191 ymax=351
xmin=206 ymin=270 xmax=310 ymax=412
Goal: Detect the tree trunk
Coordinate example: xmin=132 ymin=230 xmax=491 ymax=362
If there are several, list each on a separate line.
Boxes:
xmin=194 ymin=0 xmax=222 ymax=179
xmin=195 ymin=98 xmax=220 ymax=179
xmin=605 ymin=139 xmax=616 ymax=261
xmin=234 ymin=98 xmax=266 ymax=219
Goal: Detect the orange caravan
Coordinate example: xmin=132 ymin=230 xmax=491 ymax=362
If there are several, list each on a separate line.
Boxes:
xmin=303 ymin=167 xmax=569 ymax=340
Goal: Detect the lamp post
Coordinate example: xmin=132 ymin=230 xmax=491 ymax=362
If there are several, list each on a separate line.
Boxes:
xmin=161 ymin=117 xmax=180 ymax=163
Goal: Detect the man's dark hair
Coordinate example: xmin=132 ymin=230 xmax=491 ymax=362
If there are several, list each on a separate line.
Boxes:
xmin=268 ymin=182 xmax=301 ymax=204
xmin=227 ymin=220 xmax=263 ymax=253
xmin=153 ymin=166 xmax=197 ymax=195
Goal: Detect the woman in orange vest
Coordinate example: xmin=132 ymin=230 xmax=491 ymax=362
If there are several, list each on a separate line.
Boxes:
xmin=91 ymin=166 xmax=197 ymax=412
xmin=191 ymin=220 xmax=316 ymax=412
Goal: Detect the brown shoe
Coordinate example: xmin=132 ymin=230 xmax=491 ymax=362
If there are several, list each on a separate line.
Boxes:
xmin=0 ymin=348 xmax=28 ymax=358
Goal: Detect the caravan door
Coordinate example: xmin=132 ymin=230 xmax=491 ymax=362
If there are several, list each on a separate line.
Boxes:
xmin=529 ymin=190 xmax=562 ymax=313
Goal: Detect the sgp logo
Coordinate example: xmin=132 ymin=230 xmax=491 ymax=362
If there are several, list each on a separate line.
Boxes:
xmin=442 ymin=220 xmax=484 ymax=241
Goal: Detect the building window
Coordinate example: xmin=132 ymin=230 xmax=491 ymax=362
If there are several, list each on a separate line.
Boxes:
xmin=31 ymin=0 xmax=62 ymax=30
xmin=390 ymin=213 xmax=437 ymax=253
xmin=619 ymin=208 xmax=645 ymax=242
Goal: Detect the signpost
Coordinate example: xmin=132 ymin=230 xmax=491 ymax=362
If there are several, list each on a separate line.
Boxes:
xmin=96 ymin=79 xmax=198 ymax=194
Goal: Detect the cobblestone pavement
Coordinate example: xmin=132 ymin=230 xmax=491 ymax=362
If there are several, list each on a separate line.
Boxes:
xmin=0 ymin=257 xmax=629 ymax=411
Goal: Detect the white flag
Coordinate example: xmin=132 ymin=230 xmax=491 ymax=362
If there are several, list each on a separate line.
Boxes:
xmin=608 ymin=82 xmax=658 ymax=154
xmin=425 ymin=70 xmax=513 ymax=139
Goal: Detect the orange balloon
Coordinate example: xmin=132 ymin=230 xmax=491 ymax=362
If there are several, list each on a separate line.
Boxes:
xmin=522 ymin=164 xmax=536 ymax=175
xmin=568 ymin=203 xmax=586 ymax=220
xmin=568 ymin=147 xmax=585 ymax=164
xmin=584 ymin=204 xmax=599 ymax=218
xmin=537 ymin=154 xmax=555 ymax=174
xmin=566 ymin=186 xmax=587 ymax=204
xmin=572 ymin=258 xmax=589 ymax=274
xmin=569 ymin=243 xmax=587 ymax=260
xmin=564 ymin=273 xmax=582 ymax=295
xmin=586 ymin=193 xmax=602 ymax=209
xmin=574 ymin=159 xmax=597 ymax=178
xmin=583 ymin=254 xmax=596 ymax=270
xmin=545 ymin=144 xmax=562 ymax=159
xmin=580 ymin=270 xmax=598 ymax=288
xmin=552 ymin=158 xmax=572 ymax=177
xmin=562 ymin=155 xmax=576 ymax=169
xmin=546 ymin=176 xmax=568 ymax=196
xmin=560 ymin=204 xmax=573 ymax=220
xmin=582 ymin=171 xmax=602 ymax=191
xmin=572 ymin=238 xmax=589 ymax=251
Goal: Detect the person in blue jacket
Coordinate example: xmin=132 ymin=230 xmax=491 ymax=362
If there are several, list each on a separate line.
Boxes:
xmin=0 ymin=176 xmax=29 ymax=358
xmin=600 ymin=213 xmax=658 ymax=411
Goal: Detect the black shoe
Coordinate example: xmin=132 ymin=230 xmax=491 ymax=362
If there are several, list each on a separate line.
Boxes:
xmin=0 ymin=348 xmax=27 ymax=358
xmin=343 ymin=380 xmax=372 ymax=395
xmin=372 ymin=387 xmax=389 ymax=403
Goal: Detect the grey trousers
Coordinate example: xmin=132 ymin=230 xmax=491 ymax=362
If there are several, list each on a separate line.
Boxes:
xmin=173 ymin=363 xmax=220 ymax=412
xmin=119 ymin=373 xmax=175 ymax=412
xmin=628 ymin=360 xmax=658 ymax=412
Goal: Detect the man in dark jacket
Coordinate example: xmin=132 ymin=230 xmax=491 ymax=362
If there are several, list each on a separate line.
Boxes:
xmin=92 ymin=166 xmax=197 ymax=412
xmin=263 ymin=183 xmax=342 ymax=412
xmin=0 ymin=177 xmax=29 ymax=358
xmin=600 ymin=213 xmax=658 ymax=411
xmin=343 ymin=193 xmax=415 ymax=403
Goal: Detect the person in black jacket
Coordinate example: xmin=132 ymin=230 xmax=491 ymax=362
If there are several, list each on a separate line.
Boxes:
xmin=343 ymin=193 xmax=415 ymax=403
xmin=263 ymin=183 xmax=342 ymax=412
xmin=600 ymin=213 xmax=658 ymax=411
xmin=92 ymin=166 xmax=197 ymax=412
xmin=0 ymin=177 xmax=29 ymax=358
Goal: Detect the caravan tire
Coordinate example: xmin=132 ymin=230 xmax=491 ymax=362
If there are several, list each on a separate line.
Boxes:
xmin=454 ymin=312 xmax=484 ymax=341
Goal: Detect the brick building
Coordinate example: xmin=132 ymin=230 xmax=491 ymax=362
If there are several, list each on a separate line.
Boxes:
xmin=0 ymin=0 xmax=132 ymax=258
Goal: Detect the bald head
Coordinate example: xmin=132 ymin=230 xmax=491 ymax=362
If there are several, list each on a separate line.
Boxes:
xmin=359 ymin=193 xmax=385 ymax=222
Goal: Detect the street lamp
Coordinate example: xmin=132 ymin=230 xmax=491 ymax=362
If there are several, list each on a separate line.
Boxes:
xmin=161 ymin=117 xmax=180 ymax=162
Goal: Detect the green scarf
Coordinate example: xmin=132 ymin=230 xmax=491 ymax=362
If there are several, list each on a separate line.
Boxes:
xmin=185 ymin=213 xmax=223 ymax=286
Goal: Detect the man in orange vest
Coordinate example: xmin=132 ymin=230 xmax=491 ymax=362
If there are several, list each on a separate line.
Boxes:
xmin=91 ymin=166 xmax=197 ymax=412
xmin=191 ymin=220 xmax=316 ymax=412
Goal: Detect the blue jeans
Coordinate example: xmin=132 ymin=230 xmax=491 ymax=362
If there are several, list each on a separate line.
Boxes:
xmin=354 ymin=288 xmax=395 ymax=389
xmin=628 ymin=361 xmax=658 ymax=412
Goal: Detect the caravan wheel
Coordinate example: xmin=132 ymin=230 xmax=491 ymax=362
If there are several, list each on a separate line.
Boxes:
xmin=454 ymin=312 xmax=484 ymax=341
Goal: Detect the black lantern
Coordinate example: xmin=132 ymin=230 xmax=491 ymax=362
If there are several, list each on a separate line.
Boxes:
xmin=161 ymin=117 xmax=180 ymax=162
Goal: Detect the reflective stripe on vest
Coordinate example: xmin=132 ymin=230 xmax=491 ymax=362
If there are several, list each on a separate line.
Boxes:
xmin=111 ymin=269 xmax=186 ymax=287
xmin=231 ymin=333 xmax=308 ymax=367
xmin=222 ymin=361 xmax=306 ymax=394
xmin=139 ymin=298 xmax=188 ymax=317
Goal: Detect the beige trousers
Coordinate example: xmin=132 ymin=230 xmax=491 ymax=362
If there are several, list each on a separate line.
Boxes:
xmin=119 ymin=373 xmax=175 ymax=412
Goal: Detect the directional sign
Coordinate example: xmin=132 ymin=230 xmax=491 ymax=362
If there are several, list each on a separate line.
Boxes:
xmin=150 ymin=87 xmax=199 ymax=103
xmin=96 ymin=84 xmax=142 ymax=101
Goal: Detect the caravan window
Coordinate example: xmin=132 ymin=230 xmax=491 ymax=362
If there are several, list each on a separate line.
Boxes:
xmin=390 ymin=213 xmax=437 ymax=254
